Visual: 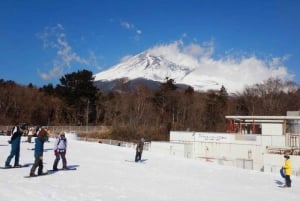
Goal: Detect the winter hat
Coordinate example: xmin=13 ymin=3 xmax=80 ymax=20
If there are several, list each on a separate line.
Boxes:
xmin=60 ymin=132 xmax=66 ymax=138
xmin=37 ymin=128 xmax=46 ymax=140
xmin=20 ymin=123 xmax=28 ymax=130
xmin=284 ymin=155 xmax=290 ymax=159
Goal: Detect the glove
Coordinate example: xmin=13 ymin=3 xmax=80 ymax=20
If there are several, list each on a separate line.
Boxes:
xmin=54 ymin=149 xmax=58 ymax=156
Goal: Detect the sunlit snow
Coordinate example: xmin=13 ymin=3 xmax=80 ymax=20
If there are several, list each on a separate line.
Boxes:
xmin=0 ymin=136 xmax=298 ymax=201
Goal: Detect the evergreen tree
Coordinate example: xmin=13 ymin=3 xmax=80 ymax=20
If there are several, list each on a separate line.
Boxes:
xmin=55 ymin=69 xmax=100 ymax=125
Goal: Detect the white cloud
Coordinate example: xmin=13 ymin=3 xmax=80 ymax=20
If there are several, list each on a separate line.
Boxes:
xmin=37 ymin=24 xmax=89 ymax=80
xmin=147 ymin=40 xmax=293 ymax=92
xmin=88 ymin=51 xmax=103 ymax=71
xmin=120 ymin=55 xmax=134 ymax=63
xmin=120 ymin=21 xmax=134 ymax=29
xmin=120 ymin=20 xmax=142 ymax=40
xmin=183 ymin=41 xmax=214 ymax=58
xmin=38 ymin=66 xmax=63 ymax=80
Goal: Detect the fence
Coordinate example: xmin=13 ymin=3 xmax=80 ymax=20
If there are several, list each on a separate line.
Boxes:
xmin=0 ymin=125 xmax=110 ymax=136
xmin=77 ymin=137 xmax=150 ymax=151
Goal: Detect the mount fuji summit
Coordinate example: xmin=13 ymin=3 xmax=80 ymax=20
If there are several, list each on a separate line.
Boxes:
xmin=94 ymin=51 xmax=223 ymax=92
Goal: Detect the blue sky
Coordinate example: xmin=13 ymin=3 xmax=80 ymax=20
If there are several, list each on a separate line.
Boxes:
xmin=0 ymin=0 xmax=300 ymax=87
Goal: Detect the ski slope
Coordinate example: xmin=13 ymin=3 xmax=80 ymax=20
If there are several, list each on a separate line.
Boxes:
xmin=0 ymin=136 xmax=299 ymax=201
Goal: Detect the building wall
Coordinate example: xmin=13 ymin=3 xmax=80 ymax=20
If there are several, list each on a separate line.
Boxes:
xmin=170 ymin=131 xmax=195 ymax=141
xmin=261 ymin=123 xmax=283 ymax=135
xmin=192 ymin=141 xmax=264 ymax=171
xmin=287 ymin=111 xmax=300 ymax=116
xmin=151 ymin=141 xmax=183 ymax=157
xmin=260 ymin=135 xmax=286 ymax=147
xmin=150 ymin=131 xmax=300 ymax=176
xmin=150 ymin=141 xmax=194 ymax=159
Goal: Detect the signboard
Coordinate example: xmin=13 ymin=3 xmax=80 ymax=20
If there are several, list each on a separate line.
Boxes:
xmin=235 ymin=135 xmax=256 ymax=141
xmin=194 ymin=132 xmax=234 ymax=143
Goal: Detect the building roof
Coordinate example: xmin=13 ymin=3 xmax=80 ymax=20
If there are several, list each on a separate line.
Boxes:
xmin=225 ymin=116 xmax=300 ymax=120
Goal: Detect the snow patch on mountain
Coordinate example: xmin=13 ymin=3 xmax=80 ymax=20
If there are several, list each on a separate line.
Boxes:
xmin=94 ymin=51 xmax=224 ymax=92
xmin=94 ymin=43 xmax=292 ymax=93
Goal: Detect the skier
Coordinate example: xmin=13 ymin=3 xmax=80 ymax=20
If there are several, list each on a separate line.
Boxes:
xmin=29 ymin=128 xmax=47 ymax=176
xmin=282 ymin=154 xmax=292 ymax=187
xmin=53 ymin=132 xmax=68 ymax=170
xmin=5 ymin=123 xmax=28 ymax=168
xmin=135 ymin=138 xmax=145 ymax=162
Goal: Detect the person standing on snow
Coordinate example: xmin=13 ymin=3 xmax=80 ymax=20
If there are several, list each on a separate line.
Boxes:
xmin=53 ymin=132 xmax=68 ymax=170
xmin=27 ymin=126 xmax=34 ymax=143
xmin=282 ymin=154 xmax=292 ymax=187
xmin=29 ymin=128 xmax=47 ymax=176
xmin=135 ymin=138 xmax=145 ymax=162
xmin=5 ymin=123 xmax=28 ymax=168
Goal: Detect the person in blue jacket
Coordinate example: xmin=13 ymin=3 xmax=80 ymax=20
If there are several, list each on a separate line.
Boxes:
xmin=29 ymin=128 xmax=47 ymax=176
xmin=5 ymin=123 xmax=28 ymax=168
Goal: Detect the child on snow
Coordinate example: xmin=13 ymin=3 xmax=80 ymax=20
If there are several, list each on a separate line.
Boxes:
xmin=282 ymin=155 xmax=292 ymax=187
xmin=53 ymin=132 xmax=68 ymax=170
xmin=29 ymin=128 xmax=47 ymax=176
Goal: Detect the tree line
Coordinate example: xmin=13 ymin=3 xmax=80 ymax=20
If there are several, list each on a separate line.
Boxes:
xmin=1 ymin=69 xmax=299 ymax=141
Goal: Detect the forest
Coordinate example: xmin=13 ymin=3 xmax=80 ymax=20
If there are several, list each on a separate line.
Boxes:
xmin=1 ymin=69 xmax=300 ymax=141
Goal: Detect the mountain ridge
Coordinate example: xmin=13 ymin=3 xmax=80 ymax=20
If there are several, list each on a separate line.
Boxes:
xmin=94 ymin=51 xmax=223 ymax=92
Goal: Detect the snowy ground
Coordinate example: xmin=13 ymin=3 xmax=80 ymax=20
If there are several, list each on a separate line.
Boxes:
xmin=0 ymin=136 xmax=299 ymax=201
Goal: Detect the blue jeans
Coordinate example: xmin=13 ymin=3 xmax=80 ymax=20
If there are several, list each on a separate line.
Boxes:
xmin=5 ymin=143 xmax=20 ymax=166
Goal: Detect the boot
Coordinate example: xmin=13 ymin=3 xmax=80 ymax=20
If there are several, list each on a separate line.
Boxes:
xmin=29 ymin=172 xmax=37 ymax=177
xmin=5 ymin=164 xmax=12 ymax=168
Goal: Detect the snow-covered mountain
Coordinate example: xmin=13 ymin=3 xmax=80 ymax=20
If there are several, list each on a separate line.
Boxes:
xmin=94 ymin=51 xmax=222 ymax=92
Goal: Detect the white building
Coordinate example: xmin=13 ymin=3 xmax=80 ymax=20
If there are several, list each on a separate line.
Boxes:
xmin=150 ymin=112 xmax=300 ymax=176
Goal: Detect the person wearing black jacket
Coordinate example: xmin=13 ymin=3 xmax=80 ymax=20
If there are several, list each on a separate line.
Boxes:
xmin=5 ymin=123 xmax=28 ymax=168
xmin=135 ymin=138 xmax=145 ymax=162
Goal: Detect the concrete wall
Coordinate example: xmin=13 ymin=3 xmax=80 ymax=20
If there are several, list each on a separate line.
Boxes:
xmin=261 ymin=135 xmax=286 ymax=147
xmin=151 ymin=141 xmax=193 ymax=158
xmin=170 ymin=131 xmax=195 ymax=142
xmin=192 ymin=141 xmax=264 ymax=171
xmin=150 ymin=131 xmax=300 ymax=176
xmin=262 ymin=123 xmax=283 ymax=135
